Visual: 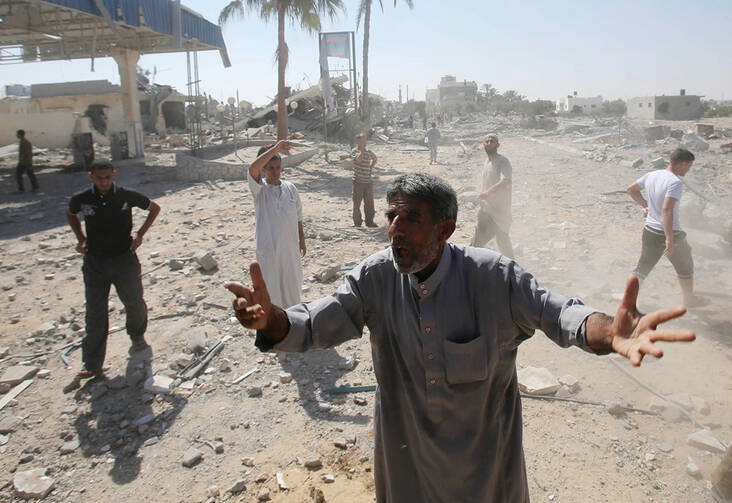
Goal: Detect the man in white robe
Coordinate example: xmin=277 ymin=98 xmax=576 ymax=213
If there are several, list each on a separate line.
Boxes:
xmin=248 ymin=141 xmax=306 ymax=307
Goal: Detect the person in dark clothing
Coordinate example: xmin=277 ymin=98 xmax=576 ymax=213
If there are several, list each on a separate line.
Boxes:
xmin=15 ymin=130 xmax=39 ymax=193
xmin=66 ymin=160 xmax=161 ymax=378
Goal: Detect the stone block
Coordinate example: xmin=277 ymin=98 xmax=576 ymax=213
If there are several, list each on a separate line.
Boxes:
xmin=0 ymin=366 xmax=39 ymax=387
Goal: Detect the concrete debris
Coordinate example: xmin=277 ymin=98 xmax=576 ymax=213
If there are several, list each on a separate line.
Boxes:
xmin=657 ymin=442 xmax=673 ymax=453
xmin=687 ymin=429 xmax=727 ymax=454
xmin=620 ymin=158 xmax=643 ymax=169
xmin=257 ymin=488 xmax=271 ymax=501
xmin=182 ymin=446 xmax=204 ymax=467
xmin=333 ymin=438 xmax=348 ymax=449
xmin=517 ymin=366 xmax=560 ymax=395
xmin=338 ymin=353 xmax=358 ymax=371
xmin=276 ymin=471 xmax=288 ymax=490
xmin=686 ymin=456 xmax=702 ymax=478
xmin=304 ymin=456 xmax=323 ymax=469
xmin=310 ymin=486 xmax=327 ymax=502
xmin=321 ymin=474 xmax=335 ymax=483
xmin=0 ymin=366 xmax=39 ymax=387
xmin=557 ymin=375 xmax=580 ymax=393
xmin=169 ymin=258 xmax=184 ymax=271
xmin=59 ymin=438 xmax=80 ymax=455
xmin=228 ymin=479 xmax=247 ymax=494
xmin=315 ymin=264 xmax=341 ymax=283
xmin=193 ymin=250 xmax=218 ymax=271
xmin=650 ymin=157 xmax=666 ymax=168
xmin=187 ymin=328 xmax=209 ymax=353
xmin=143 ymin=375 xmax=174 ymax=394
xmin=695 ymin=123 xmax=714 ymax=138
xmin=279 ymin=372 xmax=293 ymax=384
xmin=0 ymin=415 xmax=22 ymax=434
xmin=605 ymin=401 xmax=627 ymax=417
xmin=248 ymin=386 xmax=263 ymax=398
xmin=241 ymin=456 xmax=255 ymax=467
xmin=681 ymin=133 xmax=709 ymax=152
xmin=13 ymin=468 xmax=55 ymax=500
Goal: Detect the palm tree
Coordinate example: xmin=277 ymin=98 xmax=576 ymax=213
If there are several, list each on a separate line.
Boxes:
xmin=356 ymin=0 xmax=413 ymax=122
xmin=220 ymin=0 xmax=343 ymax=140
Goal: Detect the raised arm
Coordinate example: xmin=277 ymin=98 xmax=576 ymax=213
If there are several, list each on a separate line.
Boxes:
xmin=249 ymin=140 xmax=291 ymax=181
xmin=585 ymin=276 xmax=694 ymax=365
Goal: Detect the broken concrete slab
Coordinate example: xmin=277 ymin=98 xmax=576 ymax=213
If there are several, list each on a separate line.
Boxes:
xmin=13 ymin=468 xmax=55 ymax=500
xmin=0 ymin=366 xmax=39 ymax=387
xmin=650 ymin=157 xmax=666 ymax=169
xmin=681 ymin=133 xmax=709 ymax=152
xmin=143 ymin=375 xmax=174 ymax=394
xmin=193 ymin=250 xmax=218 ymax=271
xmin=517 ymin=366 xmax=560 ymax=395
xmin=687 ymin=429 xmax=727 ymax=454
xmin=0 ymin=415 xmax=22 ymax=434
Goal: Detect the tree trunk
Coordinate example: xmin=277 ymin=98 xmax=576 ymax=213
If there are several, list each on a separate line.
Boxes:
xmin=277 ymin=4 xmax=288 ymax=141
xmin=361 ymin=0 xmax=371 ymax=122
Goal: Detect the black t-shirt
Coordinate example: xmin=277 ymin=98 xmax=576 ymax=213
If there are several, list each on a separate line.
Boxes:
xmin=68 ymin=185 xmax=151 ymax=258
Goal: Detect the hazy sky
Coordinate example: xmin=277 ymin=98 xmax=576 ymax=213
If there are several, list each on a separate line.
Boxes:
xmin=1 ymin=0 xmax=731 ymax=106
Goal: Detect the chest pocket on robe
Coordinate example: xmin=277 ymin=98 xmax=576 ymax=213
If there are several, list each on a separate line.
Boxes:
xmin=443 ymin=335 xmax=491 ymax=385
xmin=279 ymin=191 xmax=298 ymax=216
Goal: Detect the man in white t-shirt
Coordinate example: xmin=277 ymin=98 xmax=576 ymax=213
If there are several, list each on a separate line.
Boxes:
xmin=248 ymin=141 xmax=306 ymax=308
xmin=626 ymin=148 xmax=701 ymax=306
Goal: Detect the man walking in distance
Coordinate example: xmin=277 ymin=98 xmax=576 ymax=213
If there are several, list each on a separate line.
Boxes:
xmin=226 ymin=173 xmax=695 ymax=503
xmin=627 ymin=148 xmax=702 ymax=306
xmin=248 ymin=140 xmax=306 ymax=308
xmin=471 ymin=133 xmax=514 ymax=258
xmin=14 ymin=129 xmax=39 ymax=193
xmin=66 ymin=160 xmax=160 ymax=378
xmin=425 ymin=122 xmax=441 ymax=164
xmin=351 ymin=133 xmax=378 ymax=227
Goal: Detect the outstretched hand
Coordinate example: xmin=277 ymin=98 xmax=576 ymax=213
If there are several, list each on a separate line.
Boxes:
xmin=225 ymin=262 xmax=271 ymax=330
xmin=610 ymin=276 xmax=695 ymax=366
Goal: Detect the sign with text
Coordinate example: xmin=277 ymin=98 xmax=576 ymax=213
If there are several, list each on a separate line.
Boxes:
xmin=323 ymin=32 xmax=350 ymax=59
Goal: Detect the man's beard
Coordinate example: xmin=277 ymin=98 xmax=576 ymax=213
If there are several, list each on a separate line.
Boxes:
xmin=391 ymin=234 xmax=441 ymax=275
xmin=484 ymin=146 xmax=498 ymax=155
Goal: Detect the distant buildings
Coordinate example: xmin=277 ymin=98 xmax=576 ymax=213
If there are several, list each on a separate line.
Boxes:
xmin=626 ymin=90 xmax=702 ymax=120
xmin=425 ymin=75 xmax=478 ymax=106
xmin=556 ymin=93 xmax=603 ymax=114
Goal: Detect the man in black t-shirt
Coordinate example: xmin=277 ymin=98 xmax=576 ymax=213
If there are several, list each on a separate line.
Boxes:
xmin=66 ymin=160 xmax=161 ymax=377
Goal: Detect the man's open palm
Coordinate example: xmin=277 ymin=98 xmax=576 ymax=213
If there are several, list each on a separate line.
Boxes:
xmin=610 ymin=276 xmax=695 ymax=366
xmin=226 ymin=262 xmax=271 ymax=330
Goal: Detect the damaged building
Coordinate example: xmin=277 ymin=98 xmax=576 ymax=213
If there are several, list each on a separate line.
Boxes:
xmin=627 ymin=90 xmax=702 ymax=121
xmin=0 ymin=79 xmax=186 ymax=148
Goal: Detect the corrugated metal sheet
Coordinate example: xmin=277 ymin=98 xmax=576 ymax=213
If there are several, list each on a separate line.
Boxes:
xmin=41 ymin=0 xmax=226 ymax=50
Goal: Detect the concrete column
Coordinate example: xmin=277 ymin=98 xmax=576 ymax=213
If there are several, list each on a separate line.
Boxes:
xmin=111 ymin=48 xmax=144 ymax=159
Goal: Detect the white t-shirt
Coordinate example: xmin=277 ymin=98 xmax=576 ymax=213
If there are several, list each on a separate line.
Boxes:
xmin=636 ymin=169 xmax=683 ymax=231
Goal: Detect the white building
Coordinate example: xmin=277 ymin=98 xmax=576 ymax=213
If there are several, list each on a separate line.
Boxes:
xmin=556 ymin=94 xmax=603 ymax=114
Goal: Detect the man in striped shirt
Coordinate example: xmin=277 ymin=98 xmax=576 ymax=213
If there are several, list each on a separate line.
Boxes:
xmin=351 ymin=133 xmax=378 ymax=227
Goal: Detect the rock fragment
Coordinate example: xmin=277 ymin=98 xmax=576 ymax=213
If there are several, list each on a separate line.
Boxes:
xmin=143 ymin=375 xmax=174 ymax=394
xmin=182 ymin=447 xmax=203 ymax=467
xmin=517 ymin=367 xmax=560 ymax=395
xmin=228 ymin=480 xmax=247 ymax=494
xmin=13 ymin=468 xmax=55 ymax=500
xmin=193 ymin=250 xmax=218 ymax=271
xmin=687 ymin=429 xmax=726 ymax=454
xmin=0 ymin=366 xmax=39 ymax=387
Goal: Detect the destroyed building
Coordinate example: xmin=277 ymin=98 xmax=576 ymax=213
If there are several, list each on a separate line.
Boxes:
xmin=425 ymin=75 xmax=478 ymax=105
xmin=627 ymin=90 xmax=702 ymax=120
xmin=0 ymin=80 xmax=186 ymax=148
xmin=556 ymin=92 xmax=603 ymax=114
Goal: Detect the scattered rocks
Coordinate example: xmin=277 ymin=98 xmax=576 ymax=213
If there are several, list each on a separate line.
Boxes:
xmin=0 ymin=366 xmax=39 ymax=387
xmin=13 ymin=468 xmax=55 ymax=500
xmin=605 ymin=401 xmax=626 ymax=417
xmin=321 ymin=473 xmax=335 ymax=483
xmin=333 ymin=438 xmax=348 ymax=450
xmin=686 ymin=456 xmax=702 ymax=479
xmin=0 ymin=415 xmax=22 ymax=434
xmin=248 ymin=386 xmax=263 ymax=398
xmin=182 ymin=447 xmax=203 ymax=467
xmin=517 ymin=366 xmax=560 ymax=395
xmin=315 ymin=264 xmax=340 ymax=283
xmin=241 ymin=456 xmax=256 ymax=467
xmin=257 ymin=488 xmax=271 ymax=501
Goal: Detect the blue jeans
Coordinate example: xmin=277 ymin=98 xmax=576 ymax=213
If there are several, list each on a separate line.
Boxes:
xmin=82 ymin=251 xmax=148 ymax=371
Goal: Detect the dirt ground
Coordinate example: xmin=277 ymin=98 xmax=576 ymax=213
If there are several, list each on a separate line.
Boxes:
xmin=1 ymin=116 xmax=731 ymax=503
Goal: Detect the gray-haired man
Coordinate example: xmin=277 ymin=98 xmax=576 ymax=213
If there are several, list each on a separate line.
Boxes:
xmin=227 ymin=173 xmax=694 ymax=502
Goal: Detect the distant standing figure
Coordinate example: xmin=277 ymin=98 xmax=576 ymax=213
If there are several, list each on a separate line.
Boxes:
xmin=351 ymin=133 xmax=378 ymax=228
xmin=66 ymin=160 xmax=160 ymax=378
xmin=425 ymin=122 xmax=441 ymax=164
xmin=15 ymin=129 xmax=39 ymax=193
xmin=626 ymin=148 xmax=701 ymax=306
xmin=471 ymin=133 xmax=514 ymax=258
xmin=248 ymin=141 xmax=306 ymax=308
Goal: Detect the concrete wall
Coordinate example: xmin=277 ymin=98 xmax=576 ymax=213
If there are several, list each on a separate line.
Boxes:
xmin=627 ymin=97 xmax=656 ymax=119
xmin=557 ymin=96 xmax=603 ymax=114
xmin=0 ymin=110 xmax=77 ymax=148
xmin=654 ymin=95 xmax=702 ymax=120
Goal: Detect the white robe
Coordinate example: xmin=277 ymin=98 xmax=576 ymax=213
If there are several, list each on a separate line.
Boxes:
xmin=248 ymin=171 xmax=303 ymax=308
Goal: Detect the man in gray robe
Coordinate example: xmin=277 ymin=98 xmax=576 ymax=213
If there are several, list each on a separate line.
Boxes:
xmin=226 ymin=173 xmax=694 ymax=503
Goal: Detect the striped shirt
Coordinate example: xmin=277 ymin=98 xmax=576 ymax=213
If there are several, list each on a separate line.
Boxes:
xmin=351 ymin=148 xmax=376 ymax=183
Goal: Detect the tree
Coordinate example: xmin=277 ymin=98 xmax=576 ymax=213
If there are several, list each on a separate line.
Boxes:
xmin=220 ymin=0 xmax=343 ymax=140
xmin=357 ymin=0 xmax=414 ymax=123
